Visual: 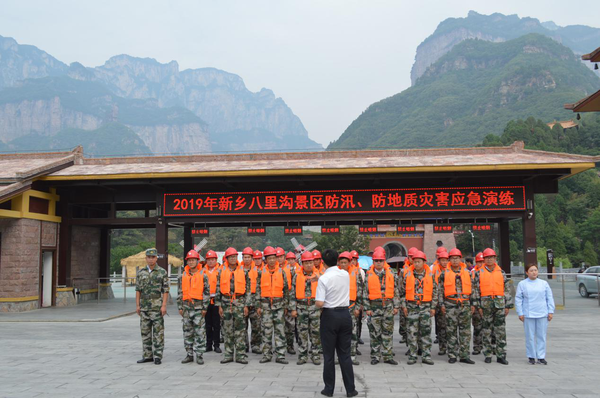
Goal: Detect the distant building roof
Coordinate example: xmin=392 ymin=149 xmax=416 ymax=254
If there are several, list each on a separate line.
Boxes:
xmin=546 ymin=120 xmax=578 ymax=130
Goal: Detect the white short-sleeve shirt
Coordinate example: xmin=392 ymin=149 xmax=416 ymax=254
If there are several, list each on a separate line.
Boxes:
xmin=316 ymin=266 xmax=350 ymax=308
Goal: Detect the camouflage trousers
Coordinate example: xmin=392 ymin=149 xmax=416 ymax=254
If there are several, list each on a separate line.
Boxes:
xmin=260 ymin=303 xmax=286 ymax=360
xmin=349 ymin=303 xmax=359 ymax=361
xmin=181 ymin=306 xmax=207 ymax=356
xmin=398 ymin=306 xmax=407 ymax=344
xmin=221 ymin=299 xmax=247 ymax=361
xmin=406 ymin=303 xmax=433 ymax=360
xmin=245 ymin=306 xmax=262 ymax=351
xmin=471 ymin=307 xmax=483 ymax=352
xmin=444 ymin=302 xmax=472 ymax=359
xmin=367 ymin=303 xmax=395 ymax=361
xmin=284 ymin=311 xmax=295 ymax=350
xmin=481 ymin=298 xmax=507 ymax=358
xmin=296 ymin=303 xmax=321 ymax=361
xmin=140 ymin=310 xmax=164 ymax=360
xmin=435 ymin=304 xmax=447 ymax=351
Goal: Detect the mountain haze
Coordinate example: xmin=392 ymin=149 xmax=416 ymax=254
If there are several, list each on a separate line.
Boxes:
xmin=411 ymin=11 xmax=600 ymax=85
xmin=329 ymin=34 xmax=600 ymax=150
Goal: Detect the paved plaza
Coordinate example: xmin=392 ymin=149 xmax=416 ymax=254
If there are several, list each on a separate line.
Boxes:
xmin=1 ymin=281 xmax=599 ymax=398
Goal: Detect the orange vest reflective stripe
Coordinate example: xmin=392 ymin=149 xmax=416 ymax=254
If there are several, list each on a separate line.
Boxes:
xmin=367 ymin=269 xmax=395 ymax=300
xmin=220 ymin=264 xmax=246 ymax=295
xmin=295 ymin=270 xmax=318 ymax=299
xmin=479 ymin=265 xmax=504 ymax=297
xmin=261 ymin=265 xmax=285 ymax=298
xmin=182 ymin=267 xmax=204 ymax=301
xmin=244 ymin=262 xmax=259 ymax=293
xmin=405 ymin=270 xmax=433 ymax=302
xmin=443 ymin=267 xmax=472 ymax=298
xmin=349 ymin=268 xmax=358 ymax=301
xmin=203 ymin=266 xmax=219 ymax=295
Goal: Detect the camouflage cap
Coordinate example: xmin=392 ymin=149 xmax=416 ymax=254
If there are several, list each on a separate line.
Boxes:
xmin=145 ymin=248 xmax=158 ymax=257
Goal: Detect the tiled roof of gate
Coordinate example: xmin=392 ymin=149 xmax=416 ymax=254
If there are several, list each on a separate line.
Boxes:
xmin=40 ymin=141 xmax=598 ymax=180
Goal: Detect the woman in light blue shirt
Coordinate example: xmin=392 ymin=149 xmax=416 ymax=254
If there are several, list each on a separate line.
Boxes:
xmin=515 ymin=263 xmax=555 ymax=365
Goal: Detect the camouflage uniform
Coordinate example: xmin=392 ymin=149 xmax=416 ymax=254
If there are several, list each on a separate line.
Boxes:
xmin=399 ymin=268 xmax=439 ymax=362
xmin=256 ymin=266 xmax=290 ymax=361
xmin=470 ymin=267 xmax=484 ymax=353
xmin=290 ymin=270 xmax=321 ymax=362
xmin=244 ymin=265 xmax=262 ymax=353
xmin=136 ymin=264 xmax=169 ymax=360
xmin=472 ymin=265 xmax=514 ymax=360
xmin=364 ymin=268 xmax=400 ymax=362
xmin=216 ymin=265 xmax=251 ymax=362
xmin=438 ymin=267 xmax=472 ymax=360
xmin=177 ymin=269 xmax=210 ymax=358
xmin=397 ymin=262 xmax=411 ymax=344
xmin=349 ymin=266 xmax=364 ymax=363
xmin=283 ymin=266 xmax=296 ymax=352
xmin=432 ymin=263 xmax=447 ymax=353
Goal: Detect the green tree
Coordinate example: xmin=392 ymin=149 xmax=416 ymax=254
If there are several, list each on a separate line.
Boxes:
xmin=582 ymin=241 xmax=598 ymax=267
xmin=314 ymin=226 xmax=370 ymax=254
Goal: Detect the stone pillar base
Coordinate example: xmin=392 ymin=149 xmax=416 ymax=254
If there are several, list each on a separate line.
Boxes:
xmin=56 ymin=288 xmax=76 ymax=307
xmin=0 ymin=299 xmax=39 ymax=312
xmin=98 ymin=283 xmax=115 ymax=300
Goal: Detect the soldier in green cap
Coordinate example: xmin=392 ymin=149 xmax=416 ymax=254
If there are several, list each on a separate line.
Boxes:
xmin=136 ymin=248 xmax=170 ymax=365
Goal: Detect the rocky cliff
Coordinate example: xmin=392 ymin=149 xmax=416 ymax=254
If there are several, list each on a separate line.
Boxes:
xmin=411 ymin=11 xmax=600 ymax=85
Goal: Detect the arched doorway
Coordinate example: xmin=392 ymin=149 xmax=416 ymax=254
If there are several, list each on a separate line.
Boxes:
xmin=383 ymin=241 xmax=407 ymax=259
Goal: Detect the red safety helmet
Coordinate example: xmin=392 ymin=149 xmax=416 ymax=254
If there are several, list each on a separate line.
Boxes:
xmin=297 ymin=244 xmax=305 ymax=252
xmin=436 ymin=246 xmax=446 ymax=255
xmin=263 ymin=246 xmax=276 ymax=257
xmin=312 ymin=250 xmax=322 ymax=259
xmin=205 ymin=250 xmax=217 ymax=259
xmin=350 ymin=250 xmax=359 ymax=259
xmin=475 ymin=252 xmax=484 ymax=262
xmin=185 ymin=250 xmax=200 ymax=260
xmin=412 ymin=250 xmax=427 ymax=261
xmin=224 ymin=247 xmax=238 ymax=258
xmin=301 ymin=251 xmax=314 ymax=262
xmin=253 ymin=250 xmax=263 ymax=259
xmin=275 ymin=247 xmax=285 ymax=256
xmin=483 ymin=248 xmax=497 ymax=258
xmin=448 ymin=248 xmax=462 ymax=258
xmin=286 ymin=251 xmax=296 ymax=260
xmin=372 ymin=250 xmax=386 ymax=261
xmin=437 ymin=250 xmax=449 ymax=259
xmin=408 ymin=247 xmax=418 ymax=257
xmin=338 ymin=251 xmax=352 ymax=261
xmin=242 ymin=247 xmax=254 ymax=256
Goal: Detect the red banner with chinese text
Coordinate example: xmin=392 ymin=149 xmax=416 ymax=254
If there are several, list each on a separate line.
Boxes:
xmin=164 ymin=186 xmax=525 ymax=217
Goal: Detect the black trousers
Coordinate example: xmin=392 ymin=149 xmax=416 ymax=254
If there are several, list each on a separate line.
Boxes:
xmin=205 ymin=303 xmax=221 ymax=348
xmin=320 ymin=307 xmax=355 ymax=394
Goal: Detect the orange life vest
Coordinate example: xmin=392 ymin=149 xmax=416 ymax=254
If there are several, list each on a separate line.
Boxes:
xmin=349 ymin=267 xmax=359 ymax=301
xmin=282 ymin=265 xmax=292 ymax=290
xmin=367 ymin=268 xmax=395 ymax=300
xmin=220 ymin=264 xmax=246 ymax=296
xmin=295 ymin=270 xmax=318 ymax=299
xmin=405 ymin=269 xmax=434 ymax=302
xmin=182 ymin=266 xmax=204 ymax=301
xmin=243 ymin=262 xmax=259 ymax=293
xmin=479 ymin=264 xmax=504 ymax=297
xmin=203 ymin=266 xmax=219 ymax=295
xmin=443 ymin=266 xmax=472 ymax=299
xmin=261 ymin=264 xmax=285 ymax=298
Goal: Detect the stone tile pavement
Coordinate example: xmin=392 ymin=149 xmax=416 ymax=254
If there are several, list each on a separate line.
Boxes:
xmin=0 ymin=290 xmax=598 ymax=398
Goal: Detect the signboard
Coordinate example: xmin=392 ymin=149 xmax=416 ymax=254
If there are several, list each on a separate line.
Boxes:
xmin=433 ymin=224 xmax=453 ymax=233
xmin=359 ymin=226 xmax=378 ymax=234
xmin=191 ymin=227 xmax=209 ymax=237
xmin=472 ymin=223 xmax=493 ymax=232
xmin=396 ymin=225 xmax=417 ymax=233
xmin=247 ymin=227 xmax=266 ymax=236
xmin=164 ymin=186 xmax=526 ymax=217
xmin=284 ymin=227 xmax=303 ymax=235
xmin=321 ymin=226 xmax=340 ymax=235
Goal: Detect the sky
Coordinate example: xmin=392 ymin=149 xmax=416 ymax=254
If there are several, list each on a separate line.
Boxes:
xmin=1 ymin=0 xmax=599 ymax=147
